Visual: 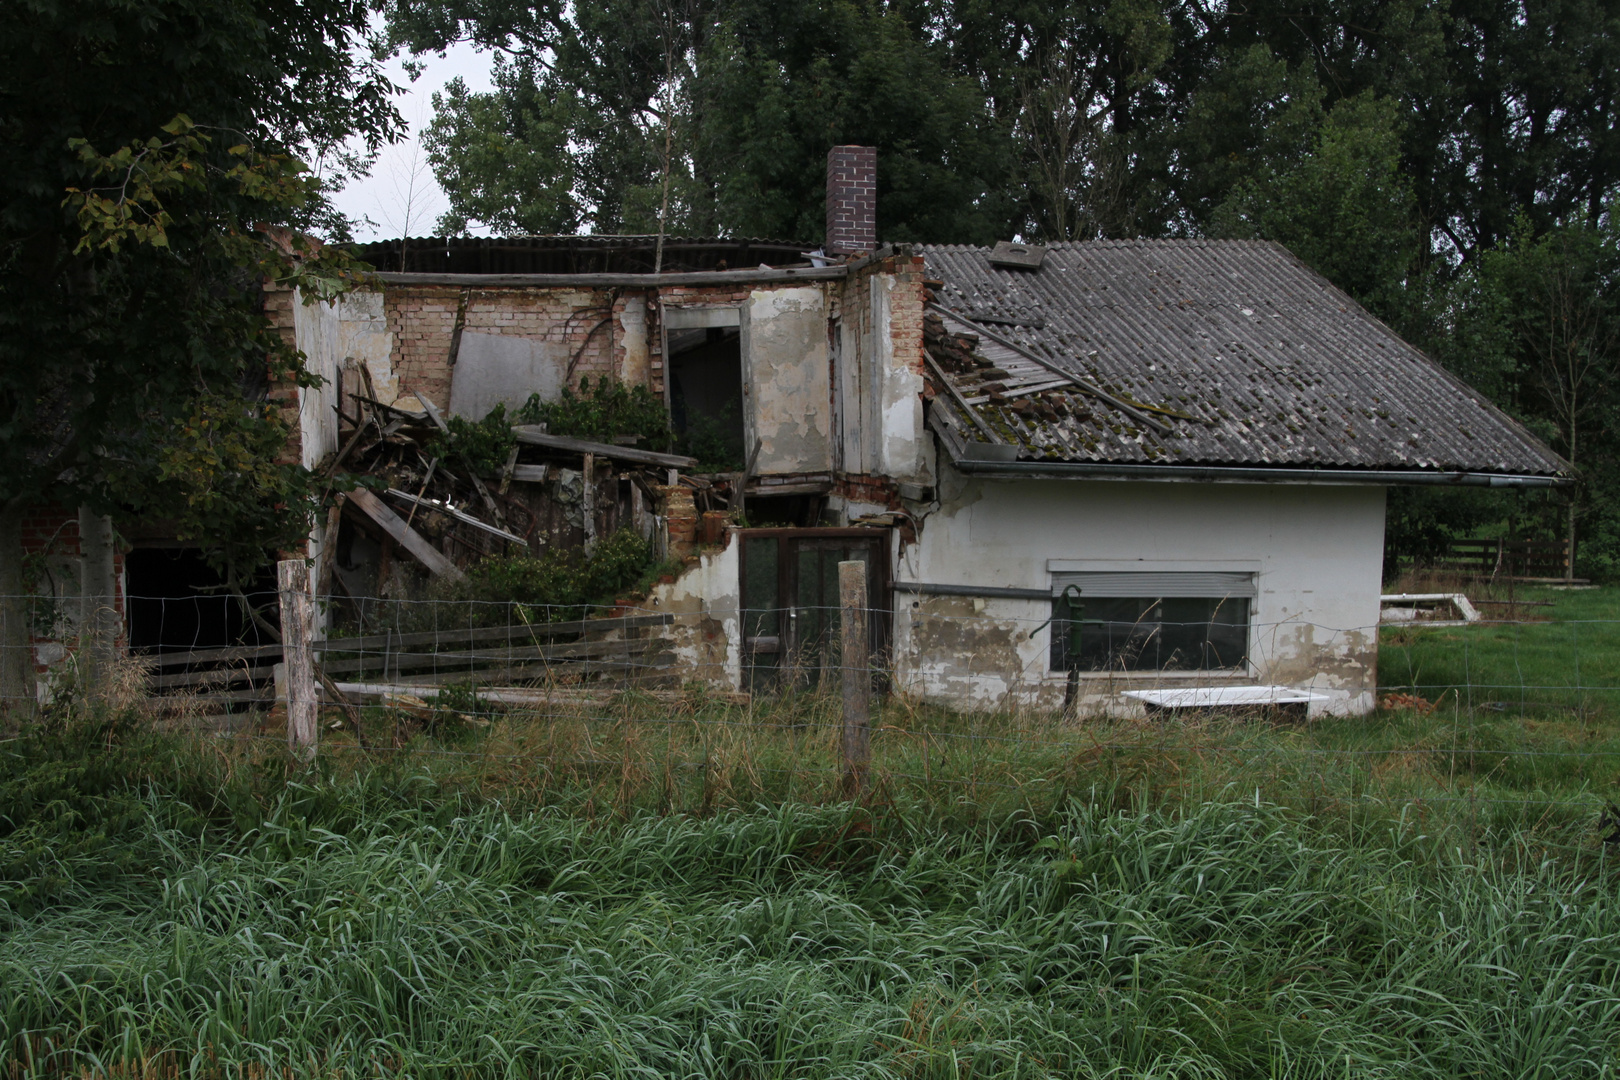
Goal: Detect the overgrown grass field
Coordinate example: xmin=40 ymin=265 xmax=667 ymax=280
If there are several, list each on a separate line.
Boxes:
xmin=3 ymin=586 xmax=1620 ymax=1077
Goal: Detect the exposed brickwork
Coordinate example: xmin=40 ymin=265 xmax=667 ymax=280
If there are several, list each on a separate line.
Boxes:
xmin=262 ymin=282 xmax=304 ymax=466
xmin=836 ymin=474 xmax=902 ymax=510
xmin=380 ymin=283 xmax=760 ymax=406
xmin=886 ymin=253 xmax=928 ymax=379
xmin=826 ymin=146 xmax=877 ymax=254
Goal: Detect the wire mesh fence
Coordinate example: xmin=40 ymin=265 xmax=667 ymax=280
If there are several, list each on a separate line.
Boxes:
xmin=4 ymin=584 xmax=1620 ymax=828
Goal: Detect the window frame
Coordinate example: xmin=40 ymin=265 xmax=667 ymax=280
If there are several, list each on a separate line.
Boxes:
xmin=1048 ymin=570 xmax=1257 ymax=675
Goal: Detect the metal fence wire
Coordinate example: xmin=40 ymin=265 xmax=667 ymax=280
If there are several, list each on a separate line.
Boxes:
xmin=3 ymin=584 xmax=1620 ymax=818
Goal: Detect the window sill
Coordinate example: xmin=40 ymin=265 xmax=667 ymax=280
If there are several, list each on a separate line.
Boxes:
xmin=1048 ymin=669 xmax=1252 ymax=682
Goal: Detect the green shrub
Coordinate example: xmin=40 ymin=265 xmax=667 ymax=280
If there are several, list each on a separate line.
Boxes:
xmin=434 ymin=403 xmax=519 ymax=474
xmin=458 ymin=527 xmax=657 ymax=623
xmin=519 ymin=378 xmax=673 ymax=451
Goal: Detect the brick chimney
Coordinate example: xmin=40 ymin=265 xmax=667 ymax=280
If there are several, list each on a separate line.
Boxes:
xmin=825 ymin=145 xmax=877 ymax=255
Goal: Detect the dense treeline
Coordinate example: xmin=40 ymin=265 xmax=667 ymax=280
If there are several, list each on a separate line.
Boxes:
xmin=390 ymin=0 xmax=1620 ymax=577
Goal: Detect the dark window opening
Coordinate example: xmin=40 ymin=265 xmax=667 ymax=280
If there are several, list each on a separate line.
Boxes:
xmin=744 ymin=494 xmax=827 ymax=528
xmin=669 ymin=326 xmax=744 ymax=470
xmin=125 ymin=548 xmax=276 ymax=654
xmin=1051 ymin=593 xmax=1249 ymax=672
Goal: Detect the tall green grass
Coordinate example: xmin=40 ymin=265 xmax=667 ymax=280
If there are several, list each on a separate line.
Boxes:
xmin=4 ymin=584 xmax=1620 ymax=1077
xmin=3 ymin=719 xmax=1620 ymax=1079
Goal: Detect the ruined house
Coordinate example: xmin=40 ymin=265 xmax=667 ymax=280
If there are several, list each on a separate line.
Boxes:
xmin=18 ymin=146 xmax=1570 ymax=716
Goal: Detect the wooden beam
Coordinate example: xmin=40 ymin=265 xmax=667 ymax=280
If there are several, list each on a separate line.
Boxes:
xmin=511 ymin=427 xmax=698 ymax=469
xmin=924 ymin=352 xmax=1004 ymax=445
xmin=346 ymin=487 xmax=466 ymax=581
xmin=373 ymin=266 xmax=848 ymax=288
xmin=384 ymin=488 xmax=526 ymax=545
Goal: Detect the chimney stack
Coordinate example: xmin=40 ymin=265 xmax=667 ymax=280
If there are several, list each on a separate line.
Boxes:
xmin=825 ymin=146 xmax=877 ymax=255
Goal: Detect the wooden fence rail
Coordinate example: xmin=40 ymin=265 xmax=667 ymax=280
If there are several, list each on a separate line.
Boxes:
xmin=1434 ymin=538 xmax=1576 ymax=581
xmin=144 ymin=610 xmax=675 ymax=709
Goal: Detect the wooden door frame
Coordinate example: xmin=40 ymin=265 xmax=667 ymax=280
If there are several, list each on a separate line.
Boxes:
xmin=738 ymin=527 xmax=892 ymax=676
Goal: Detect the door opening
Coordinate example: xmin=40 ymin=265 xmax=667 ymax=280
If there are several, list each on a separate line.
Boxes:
xmin=739 ymin=529 xmax=890 ymax=691
xmin=668 ymin=326 xmax=744 ymax=470
xmin=124 ymin=548 xmax=276 ymax=654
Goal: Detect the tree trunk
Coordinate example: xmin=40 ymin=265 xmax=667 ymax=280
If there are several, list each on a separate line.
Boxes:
xmin=1565 ymin=422 xmax=1578 ymax=583
xmin=1566 ymin=497 xmax=1577 ymax=583
xmin=0 ymin=509 xmax=35 ymax=723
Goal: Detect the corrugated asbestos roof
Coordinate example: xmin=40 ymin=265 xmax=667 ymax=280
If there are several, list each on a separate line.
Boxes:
xmin=920 ymin=239 xmax=1568 ymax=476
xmin=356 ymin=234 xmax=814 ymax=275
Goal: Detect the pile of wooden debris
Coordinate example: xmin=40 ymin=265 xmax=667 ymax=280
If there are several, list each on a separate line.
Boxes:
xmin=319 ymin=387 xmax=699 ymax=606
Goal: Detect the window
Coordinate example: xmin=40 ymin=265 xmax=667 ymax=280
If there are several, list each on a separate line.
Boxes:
xmin=1050 ymin=571 xmax=1253 ymax=672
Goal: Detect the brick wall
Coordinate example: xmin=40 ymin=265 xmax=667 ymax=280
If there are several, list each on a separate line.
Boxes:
xmin=825 ymin=146 xmax=877 ymax=255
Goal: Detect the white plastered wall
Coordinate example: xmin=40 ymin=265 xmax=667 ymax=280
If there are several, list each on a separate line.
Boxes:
xmin=293 ymin=289 xmax=395 ymax=469
xmin=742 ymin=286 xmax=832 ymax=475
xmin=892 ymin=472 xmax=1387 ymax=716
xmin=292 ymin=288 xmax=394 ymax=624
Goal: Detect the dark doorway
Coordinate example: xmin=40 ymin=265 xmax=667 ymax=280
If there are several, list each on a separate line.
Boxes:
xmin=740 ymin=529 xmax=890 ymax=691
xmin=124 ymin=548 xmax=276 ymax=654
xmin=669 ymin=327 xmax=744 ymax=470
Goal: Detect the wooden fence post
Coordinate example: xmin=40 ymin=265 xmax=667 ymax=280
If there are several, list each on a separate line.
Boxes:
xmin=839 ymin=560 xmax=870 ymax=798
xmin=277 ymin=559 xmax=317 ymax=761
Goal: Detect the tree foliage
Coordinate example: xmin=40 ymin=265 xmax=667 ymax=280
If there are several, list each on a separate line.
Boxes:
xmin=388 ymin=0 xmax=1620 ymax=575
xmin=0 ymin=0 xmax=401 ymax=580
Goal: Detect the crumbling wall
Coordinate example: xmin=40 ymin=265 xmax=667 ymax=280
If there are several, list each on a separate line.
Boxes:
xmin=893 ymin=473 xmax=1386 ymax=716
xmin=384 ymin=287 xmax=622 ymax=416
xmin=742 ymin=286 xmax=832 ymax=475
xmin=835 ymin=254 xmax=930 ymax=505
xmin=645 ymin=531 xmax=742 ymax=690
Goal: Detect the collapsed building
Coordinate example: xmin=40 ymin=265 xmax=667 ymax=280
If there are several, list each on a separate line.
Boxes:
xmin=18 ymin=146 xmax=1570 ymax=716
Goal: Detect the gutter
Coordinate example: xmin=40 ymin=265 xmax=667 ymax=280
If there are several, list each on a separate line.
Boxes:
xmin=372 ymin=266 xmax=849 ymax=288
xmin=951 ymin=458 xmax=1570 ymax=488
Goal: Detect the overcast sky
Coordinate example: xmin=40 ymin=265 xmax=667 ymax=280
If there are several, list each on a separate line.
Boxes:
xmin=327 ymin=41 xmax=499 ymax=242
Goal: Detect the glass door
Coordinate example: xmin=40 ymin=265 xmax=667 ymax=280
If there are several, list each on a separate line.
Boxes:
xmin=741 ymin=530 xmax=888 ymax=692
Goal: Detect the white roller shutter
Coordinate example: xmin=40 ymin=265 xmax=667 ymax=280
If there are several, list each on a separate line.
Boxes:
xmin=1051 ymin=571 xmax=1256 ymax=599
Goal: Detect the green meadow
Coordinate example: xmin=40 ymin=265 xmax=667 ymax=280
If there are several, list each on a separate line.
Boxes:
xmin=3 ymin=586 xmax=1620 ymax=1078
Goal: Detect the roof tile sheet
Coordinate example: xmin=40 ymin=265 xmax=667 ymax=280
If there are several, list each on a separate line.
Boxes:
xmin=920 ymin=239 xmax=1567 ymax=476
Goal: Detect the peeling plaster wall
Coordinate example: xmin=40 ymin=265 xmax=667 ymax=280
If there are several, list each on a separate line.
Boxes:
xmin=616 ymin=295 xmax=650 ymax=385
xmin=833 ymin=261 xmax=930 ymax=490
xmin=647 ymin=539 xmax=743 ymax=689
xmin=742 ymin=287 xmax=832 ymax=475
xmin=893 ymin=473 xmax=1386 ymax=716
xmin=292 ymin=290 xmax=395 ymax=580
xmin=293 ymin=290 xmax=393 ymax=470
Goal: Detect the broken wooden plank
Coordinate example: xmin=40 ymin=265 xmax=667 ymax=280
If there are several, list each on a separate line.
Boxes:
xmin=928 ymin=304 xmax=1174 ymax=436
xmin=346 ymin=487 xmax=467 ymax=582
xmin=418 ymin=394 xmax=451 ymax=433
xmin=924 ymin=352 xmax=1004 ymax=445
xmin=384 ymin=488 xmax=526 ymax=545
xmin=961 ymin=378 xmax=1077 ymax=406
xmin=150 ymin=665 xmax=277 ymax=690
xmin=511 ymin=427 xmax=698 ymax=469
xmin=510 ymin=464 xmax=550 ymax=483
xmin=141 ymin=641 xmax=284 ymax=668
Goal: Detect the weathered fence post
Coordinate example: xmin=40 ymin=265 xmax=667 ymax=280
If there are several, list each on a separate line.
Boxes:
xmin=838 ymin=560 xmax=870 ymax=798
xmin=277 ymin=559 xmax=317 ymax=761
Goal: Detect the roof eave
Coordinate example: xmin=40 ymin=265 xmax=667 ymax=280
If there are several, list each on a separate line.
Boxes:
xmin=949 ymin=457 xmax=1571 ymax=488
